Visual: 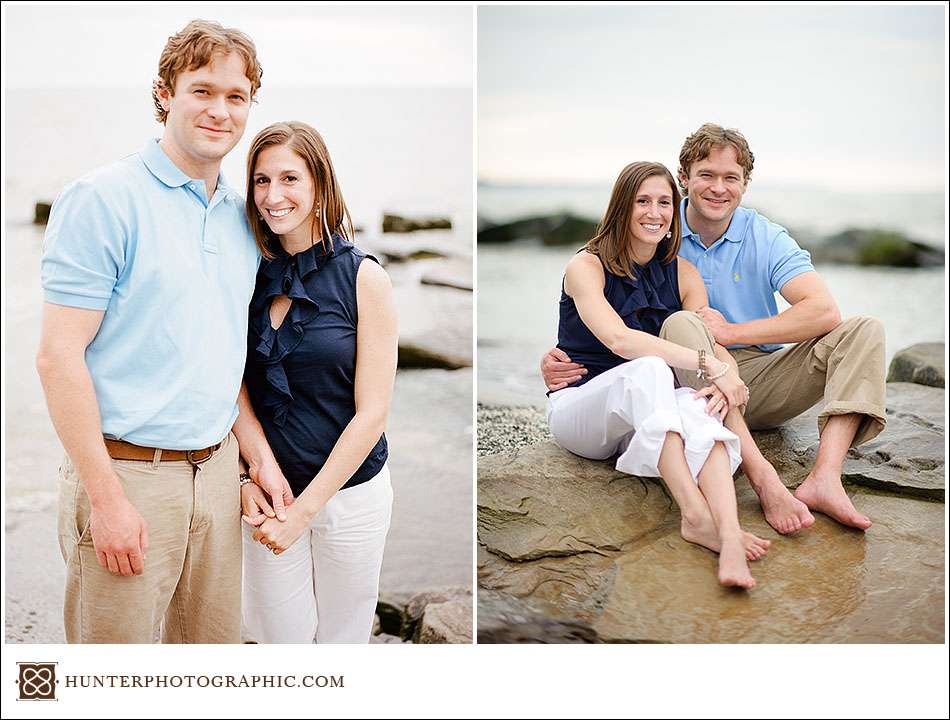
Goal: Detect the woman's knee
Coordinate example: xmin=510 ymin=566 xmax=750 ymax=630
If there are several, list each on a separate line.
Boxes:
xmin=620 ymin=355 xmax=673 ymax=382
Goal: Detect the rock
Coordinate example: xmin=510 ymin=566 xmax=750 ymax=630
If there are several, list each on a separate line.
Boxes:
xmin=421 ymin=259 xmax=473 ymax=291
xmin=383 ymin=213 xmax=452 ymax=233
xmin=414 ymin=596 xmax=473 ymax=644
xmin=477 ymin=213 xmax=598 ymax=247
xmin=477 ymin=590 xmax=602 ymax=643
xmin=478 ymin=442 xmax=673 ymax=562
xmin=403 ymin=587 xmax=471 ymax=640
xmin=887 ymin=342 xmax=944 ymax=388
xmin=370 ymin=632 xmax=407 ymax=644
xmin=805 ymin=228 xmax=942 ymax=267
xmin=754 ymin=382 xmax=944 ymax=500
xmin=395 ymin=281 xmax=472 ymax=369
xmin=478 ymin=382 xmax=945 ymax=643
xmin=34 ymin=202 xmax=52 ymax=225
xmin=359 ymin=230 xmax=467 ymax=264
xmin=376 ymin=590 xmax=415 ymax=637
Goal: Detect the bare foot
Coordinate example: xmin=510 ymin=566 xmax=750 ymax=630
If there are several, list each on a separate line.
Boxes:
xmin=794 ymin=473 xmax=872 ymax=530
xmin=680 ymin=512 xmax=771 ymax=561
xmin=747 ymin=463 xmax=815 ymax=535
xmin=718 ymin=536 xmax=756 ymax=589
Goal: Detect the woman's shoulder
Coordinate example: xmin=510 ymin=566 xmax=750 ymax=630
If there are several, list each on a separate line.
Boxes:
xmin=564 ymin=249 xmax=606 ymax=297
xmin=675 ymin=255 xmax=697 ymax=280
xmin=566 ymin=249 xmax=603 ymax=275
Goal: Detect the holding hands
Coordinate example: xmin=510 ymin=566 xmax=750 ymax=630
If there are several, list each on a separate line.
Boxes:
xmin=241 ymin=464 xmax=308 ymax=555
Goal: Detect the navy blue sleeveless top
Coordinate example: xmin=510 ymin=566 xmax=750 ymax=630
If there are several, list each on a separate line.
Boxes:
xmin=244 ymin=236 xmax=388 ymax=496
xmin=556 ymin=252 xmax=681 ymax=389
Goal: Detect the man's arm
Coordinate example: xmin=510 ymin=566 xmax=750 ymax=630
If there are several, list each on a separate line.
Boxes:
xmin=232 ymin=384 xmax=294 ymax=521
xmin=697 ymin=271 xmax=841 ymax=346
xmin=35 ymin=303 xmax=148 ymax=577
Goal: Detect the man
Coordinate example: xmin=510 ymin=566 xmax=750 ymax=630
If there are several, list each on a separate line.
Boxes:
xmin=36 ymin=20 xmax=289 ymax=643
xmin=542 ymin=123 xmax=886 ymax=533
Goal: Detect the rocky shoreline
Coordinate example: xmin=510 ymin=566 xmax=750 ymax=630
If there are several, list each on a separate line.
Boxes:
xmin=477 ymin=344 xmax=946 ymax=643
xmin=477 ymin=213 xmax=944 ymax=268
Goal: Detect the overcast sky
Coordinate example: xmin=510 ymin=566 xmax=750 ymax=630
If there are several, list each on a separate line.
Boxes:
xmin=2 ymin=4 xmax=473 ymax=88
xmin=479 ymin=5 xmax=946 ymax=192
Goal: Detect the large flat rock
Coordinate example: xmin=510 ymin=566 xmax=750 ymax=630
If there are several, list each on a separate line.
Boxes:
xmin=478 ymin=382 xmax=945 ymax=643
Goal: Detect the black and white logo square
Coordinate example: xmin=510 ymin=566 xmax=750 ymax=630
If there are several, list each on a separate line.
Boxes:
xmin=17 ymin=662 xmax=57 ymax=701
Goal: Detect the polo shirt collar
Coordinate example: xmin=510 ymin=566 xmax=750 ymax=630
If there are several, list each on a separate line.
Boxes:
xmin=680 ymin=197 xmax=743 ymax=247
xmin=140 ymin=138 xmax=234 ymax=198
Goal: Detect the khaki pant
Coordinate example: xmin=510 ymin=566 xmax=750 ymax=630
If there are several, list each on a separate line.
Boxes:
xmin=659 ymin=311 xmax=886 ymax=447
xmin=57 ymin=433 xmax=242 ymax=643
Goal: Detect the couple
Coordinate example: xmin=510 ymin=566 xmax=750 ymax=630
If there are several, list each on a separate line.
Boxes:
xmin=542 ymin=124 xmax=886 ymax=589
xmin=37 ymin=20 xmax=396 ymax=643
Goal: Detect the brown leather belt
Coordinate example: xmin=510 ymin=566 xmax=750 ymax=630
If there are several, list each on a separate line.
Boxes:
xmin=104 ymin=438 xmax=222 ymax=465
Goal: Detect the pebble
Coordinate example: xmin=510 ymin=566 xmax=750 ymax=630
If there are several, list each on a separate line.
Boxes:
xmin=477 ymin=404 xmax=551 ymax=457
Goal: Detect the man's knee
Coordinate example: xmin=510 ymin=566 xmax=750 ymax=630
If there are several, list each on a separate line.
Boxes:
xmin=832 ymin=316 xmax=885 ymax=355
xmin=659 ymin=311 xmax=713 ymax=350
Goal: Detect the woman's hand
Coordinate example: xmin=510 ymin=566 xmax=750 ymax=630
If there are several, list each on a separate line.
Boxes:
xmin=693 ymin=385 xmax=730 ymax=421
xmin=250 ymin=460 xmax=294 ymax=521
xmin=241 ymin=482 xmax=275 ymax=527
xmin=708 ymin=358 xmax=749 ymax=409
xmin=252 ymin=503 xmax=313 ymax=554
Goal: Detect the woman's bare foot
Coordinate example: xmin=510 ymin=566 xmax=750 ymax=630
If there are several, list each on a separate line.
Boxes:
xmin=794 ymin=473 xmax=871 ymax=530
xmin=747 ymin=463 xmax=815 ymax=534
xmin=718 ymin=536 xmax=757 ymax=589
xmin=680 ymin=512 xmax=770 ymax=561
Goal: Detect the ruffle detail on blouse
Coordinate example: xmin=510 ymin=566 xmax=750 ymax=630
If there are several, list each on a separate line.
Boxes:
xmin=252 ymin=239 xmax=344 ymax=427
xmin=615 ymin=258 xmax=676 ymax=334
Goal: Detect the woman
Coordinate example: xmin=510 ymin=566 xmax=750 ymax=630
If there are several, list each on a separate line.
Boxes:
xmin=546 ymin=161 xmax=768 ymax=589
xmin=238 ymin=121 xmax=398 ymax=642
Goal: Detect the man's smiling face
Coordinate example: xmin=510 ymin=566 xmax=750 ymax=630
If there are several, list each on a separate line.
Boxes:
xmin=158 ymin=51 xmax=252 ymax=167
xmin=679 ymin=144 xmax=749 ymax=226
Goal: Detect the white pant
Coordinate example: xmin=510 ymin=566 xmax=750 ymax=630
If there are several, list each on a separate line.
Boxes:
xmin=547 ymin=357 xmax=741 ymax=482
xmin=242 ymin=465 xmax=393 ymax=644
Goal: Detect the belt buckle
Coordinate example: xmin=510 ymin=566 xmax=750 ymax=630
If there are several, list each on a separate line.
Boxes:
xmin=186 ymin=447 xmax=213 ymax=466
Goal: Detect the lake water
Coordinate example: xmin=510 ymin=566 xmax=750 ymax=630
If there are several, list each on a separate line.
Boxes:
xmin=478 ymin=242 xmax=946 ymax=407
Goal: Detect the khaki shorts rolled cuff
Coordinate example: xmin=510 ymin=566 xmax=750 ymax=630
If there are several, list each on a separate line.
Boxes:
xmin=817 ymin=400 xmax=886 ymax=447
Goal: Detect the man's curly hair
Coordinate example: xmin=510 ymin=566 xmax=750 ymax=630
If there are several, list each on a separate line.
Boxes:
xmin=677 ymin=123 xmax=754 ymax=191
xmin=151 ymin=19 xmax=262 ymax=124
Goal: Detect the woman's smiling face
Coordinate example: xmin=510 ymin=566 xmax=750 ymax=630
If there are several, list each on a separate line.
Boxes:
xmin=628 ymin=174 xmax=675 ymax=247
xmin=253 ymin=144 xmax=317 ymax=239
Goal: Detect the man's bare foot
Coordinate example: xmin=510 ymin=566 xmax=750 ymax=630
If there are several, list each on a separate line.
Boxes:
xmin=680 ymin=512 xmax=770 ymax=561
xmin=746 ymin=463 xmax=815 ymax=534
xmin=794 ymin=473 xmax=872 ymax=530
xmin=718 ymin=536 xmax=756 ymax=589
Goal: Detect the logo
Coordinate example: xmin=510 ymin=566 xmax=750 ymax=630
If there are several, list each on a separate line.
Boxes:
xmin=16 ymin=662 xmax=57 ymax=701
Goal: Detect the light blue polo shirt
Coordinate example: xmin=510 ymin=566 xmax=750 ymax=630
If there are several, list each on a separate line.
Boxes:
xmin=677 ymin=199 xmax=814 ymax=352
xmin=41 ymin=139 xmax=261 ymax=449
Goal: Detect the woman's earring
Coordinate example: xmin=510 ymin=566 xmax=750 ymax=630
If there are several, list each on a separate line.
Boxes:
xmin=314 ymin=202 xmax=322 ymax=217
xmin=666 ymin=231 xmax=672 ymax=239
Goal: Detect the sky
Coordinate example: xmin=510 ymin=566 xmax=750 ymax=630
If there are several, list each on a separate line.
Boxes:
xmin=478 ymin=5 xmax=947 ymax=192
xmin=2 ymin=4 xmax=473 ymax=88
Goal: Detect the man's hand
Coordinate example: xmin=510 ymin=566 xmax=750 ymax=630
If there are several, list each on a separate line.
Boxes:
xmin=540 ymin=347 xmax=587 ymax=391
xmin=241 ymin=482 xmax=276 ymax=527
xmin=251 ymin=461 xmax=294 ymax=521
xmin=89 ymin=494 xmax=149 ymax=577
xmin=696 ymin=306 xmax=736 ymax=346
xmin=252 ymin=503 xmax=311 ymax=553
